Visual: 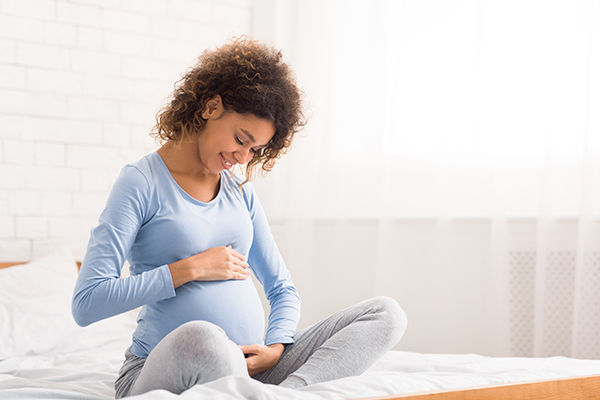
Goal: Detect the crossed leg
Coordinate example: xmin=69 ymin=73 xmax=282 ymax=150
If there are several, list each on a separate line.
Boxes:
xmin=126 ymin=321 xmax=248 ymax=397
xmin=253 ymin=296 xmax=407 ymax=388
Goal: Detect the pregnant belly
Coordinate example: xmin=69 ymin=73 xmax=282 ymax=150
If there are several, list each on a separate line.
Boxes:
xmin=135 ymin=278 xmax=266 ymax=355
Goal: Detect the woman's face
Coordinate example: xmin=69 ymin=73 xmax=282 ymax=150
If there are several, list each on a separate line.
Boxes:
xmin=197 ymin=99 xmax=275 ymax=175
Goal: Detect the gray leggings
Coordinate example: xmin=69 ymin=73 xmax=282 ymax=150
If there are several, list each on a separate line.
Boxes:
xmin=115 ymin=296 xmax=407 ymax=398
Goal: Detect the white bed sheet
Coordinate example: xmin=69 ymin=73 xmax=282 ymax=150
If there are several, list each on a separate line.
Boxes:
xmin=2 ymin=253 xmax=600 ymax=399
xmin=2 ymin=311 xmax=600 ymax=400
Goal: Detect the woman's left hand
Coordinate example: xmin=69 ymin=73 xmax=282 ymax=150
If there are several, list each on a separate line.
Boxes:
xmin=238 ymin=343 xmax=286 ymax=376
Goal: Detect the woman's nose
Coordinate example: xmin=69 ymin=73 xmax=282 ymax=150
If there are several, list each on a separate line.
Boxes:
xmin=235 ymin=148 xmax=252 ymax=165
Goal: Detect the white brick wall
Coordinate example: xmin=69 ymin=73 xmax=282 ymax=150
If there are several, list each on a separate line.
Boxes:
xmin=0 ymin=0 xmax=254 ymax=260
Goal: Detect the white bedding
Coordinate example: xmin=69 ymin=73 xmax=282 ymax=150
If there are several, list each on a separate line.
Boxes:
xmin=1 ymin=252 xmax=600 ymax=400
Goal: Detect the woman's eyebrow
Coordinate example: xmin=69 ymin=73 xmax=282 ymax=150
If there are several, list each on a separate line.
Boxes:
xmin=240 ymin=129 xmax=256 ymax=143
xmin=240 ymin=129 xmax=268 ymax=149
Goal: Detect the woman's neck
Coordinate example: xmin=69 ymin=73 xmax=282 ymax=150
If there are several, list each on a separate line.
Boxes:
xmin=157 ymin=140 xmax=215 ymax=180
xmin=157 ymin=141 xmax=221 ymax=202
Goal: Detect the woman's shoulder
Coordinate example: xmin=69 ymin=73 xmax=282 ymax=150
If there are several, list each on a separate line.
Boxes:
xmin=126 ymin=152 xmax=160 ymax=174
xmin=104 ymin=154 xmax=163 ymax=221
xmin=222 ymin=171 xmax=254 ymax=191
xmin=108 ymin=153 xmax=165 ymax=202
xmin=221 ymin=171 xmax=257 ymax=208
xmin=118 ymin=153 xmax=163 ymax=185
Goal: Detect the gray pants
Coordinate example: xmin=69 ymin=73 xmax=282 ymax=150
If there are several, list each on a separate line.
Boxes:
xmin=115 ymin=296 xmax=407 ymax=398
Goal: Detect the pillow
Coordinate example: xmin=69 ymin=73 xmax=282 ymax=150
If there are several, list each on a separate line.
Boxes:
xmin=0 ymin=250 xmax=79 ymax=359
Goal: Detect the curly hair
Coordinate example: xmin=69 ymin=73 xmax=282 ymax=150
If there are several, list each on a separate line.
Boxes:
xmin=151 ymin=36 xmax=306 ymax=182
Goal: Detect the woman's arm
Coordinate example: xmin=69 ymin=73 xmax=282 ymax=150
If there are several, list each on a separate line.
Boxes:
xmin=72 ymin=165 xmax=176 ymax=326
xmin=242 ymin=182 xmax=301 ymax=346
xmin=239 ymin=184 xmax=299 ymax=372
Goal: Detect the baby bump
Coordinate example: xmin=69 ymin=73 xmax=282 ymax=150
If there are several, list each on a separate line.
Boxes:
xmin=138 ymin=278 xmax=266 ymax=352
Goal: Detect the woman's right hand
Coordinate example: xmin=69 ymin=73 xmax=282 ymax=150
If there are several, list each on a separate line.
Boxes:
xmin=168 ymin=245 xmax=251 ymax=288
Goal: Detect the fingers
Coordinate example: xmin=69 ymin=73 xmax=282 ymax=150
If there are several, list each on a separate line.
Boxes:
xmin=237 ymin=344 xmax=281 ymax=376
xmin=239 ymin=344 xmax=260 ymax=355
xmin=205 ymin=245 xmax=249 ymax=280
xmin=226 ymin=245 xmax=247 ymax=262
xmin=226 ymin=245 xmax=250 ymax=273
xmin=236 ymin=267 xmax=251 ymax=280
xmin=234 ymin=258 xmax=250 ymax=269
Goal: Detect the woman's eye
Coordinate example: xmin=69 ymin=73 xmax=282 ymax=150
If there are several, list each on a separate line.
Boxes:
xmin=236 ymin=137 xmax=244 ymax=145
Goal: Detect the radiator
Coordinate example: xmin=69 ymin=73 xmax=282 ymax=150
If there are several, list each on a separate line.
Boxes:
xmin=509 ymin=250 xmax=600 ymax=358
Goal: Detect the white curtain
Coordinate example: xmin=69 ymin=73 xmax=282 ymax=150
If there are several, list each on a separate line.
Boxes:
xmin=252 ymin=0 xmax=600 ymax=357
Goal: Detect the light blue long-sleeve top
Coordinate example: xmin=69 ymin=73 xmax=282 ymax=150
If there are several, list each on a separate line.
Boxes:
xmin=72 ymin=152 xmax=301 ymax=358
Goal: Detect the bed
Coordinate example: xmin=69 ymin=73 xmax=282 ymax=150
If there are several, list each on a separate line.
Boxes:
xmin=1 ymin=252 xmax=599 ymax=400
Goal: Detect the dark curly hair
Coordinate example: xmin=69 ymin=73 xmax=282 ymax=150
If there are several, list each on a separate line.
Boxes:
xmin=151 ymin=36 xmax=306 ymax=182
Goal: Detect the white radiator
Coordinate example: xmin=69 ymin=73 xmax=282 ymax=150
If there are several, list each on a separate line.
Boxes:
xmin=509 ymin=250 xmax=600 ymax=358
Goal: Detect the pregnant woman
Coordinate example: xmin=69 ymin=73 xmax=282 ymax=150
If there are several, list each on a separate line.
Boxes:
xmin=71 ymin=36 xmax=407 ymax=398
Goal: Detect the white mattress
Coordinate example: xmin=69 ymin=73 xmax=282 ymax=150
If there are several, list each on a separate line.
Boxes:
xmin=1 ymin=252 xmax=599 ymax=399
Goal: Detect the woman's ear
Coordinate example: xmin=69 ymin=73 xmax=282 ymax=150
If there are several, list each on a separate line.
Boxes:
xmin=201 ymin=94 xmax=224 ymax=119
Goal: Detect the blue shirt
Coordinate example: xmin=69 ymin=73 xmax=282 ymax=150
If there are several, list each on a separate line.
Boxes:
xmin=72 ymin=152 xmax=301 ymax=357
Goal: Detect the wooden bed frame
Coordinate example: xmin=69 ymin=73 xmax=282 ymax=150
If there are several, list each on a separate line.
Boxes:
xmin=358 ymin=373 xmax=600 ymax=400
xmin=2 ymin=261 xmax=599 ymax=400
xmin=1 ymin=262 xmax=27 ymax=269
xmin=0 ymin=261 xmax=82 ymax=270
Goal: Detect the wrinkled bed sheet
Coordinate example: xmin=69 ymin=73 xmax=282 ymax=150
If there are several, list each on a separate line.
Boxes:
xmin=1 ymin=311 xmax=599 ymax=400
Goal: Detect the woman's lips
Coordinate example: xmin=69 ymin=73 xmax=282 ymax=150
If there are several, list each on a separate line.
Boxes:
xmin=221 ymin=154 xmax=233 ymax=170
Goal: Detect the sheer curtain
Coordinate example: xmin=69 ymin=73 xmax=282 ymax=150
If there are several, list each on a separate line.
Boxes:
xmin=252 ymin=0 xmax=600 ymax=357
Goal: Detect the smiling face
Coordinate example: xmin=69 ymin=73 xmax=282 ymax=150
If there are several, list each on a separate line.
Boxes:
xmin=196 ymin=96 xmax=275 ymax=175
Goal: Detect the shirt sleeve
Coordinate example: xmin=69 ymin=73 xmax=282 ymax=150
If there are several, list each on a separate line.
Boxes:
xmin=243 ymin=183 xmax=301 ymax=345
xmin=72 ymin=165 xmax=176 ymax=327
